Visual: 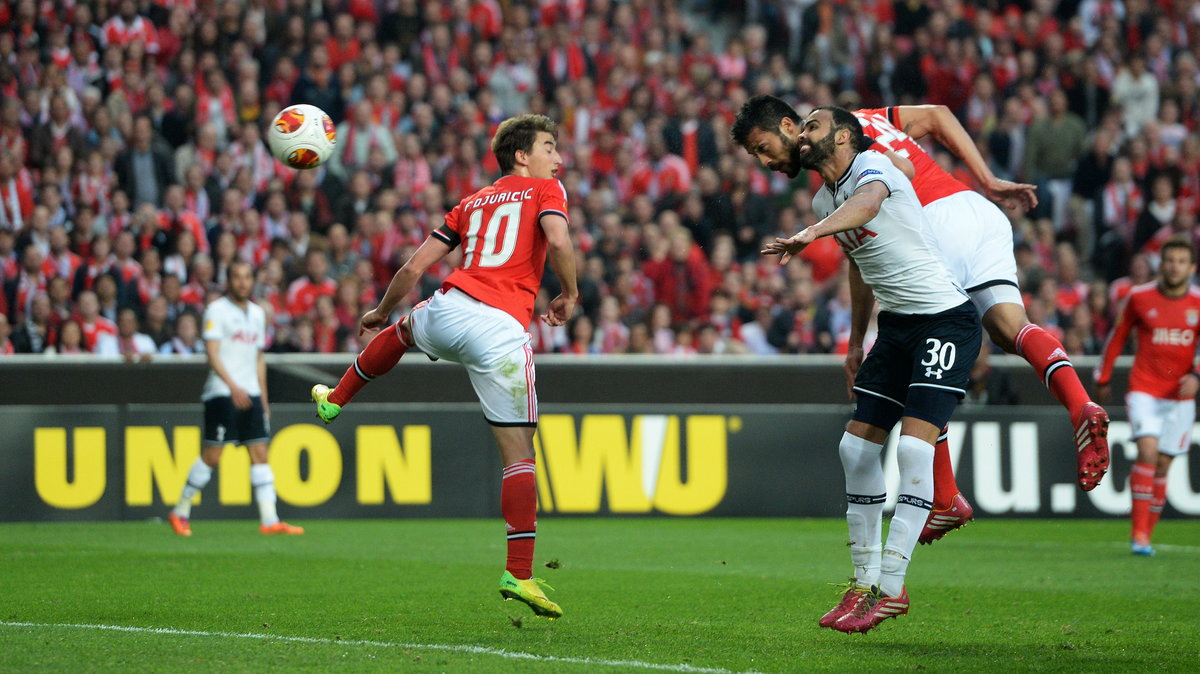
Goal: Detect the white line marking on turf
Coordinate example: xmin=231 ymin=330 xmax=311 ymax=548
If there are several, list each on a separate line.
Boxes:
xmin=0 ymin=621 xmax=753 ymax=674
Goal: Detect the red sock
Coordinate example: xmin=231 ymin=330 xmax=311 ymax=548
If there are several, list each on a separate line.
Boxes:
xmin=1014 ymin=325 xmax=1091 ymax=419
xmin=501 ymin=459 xmax=537 ymax=579
xmin=328 ymin=324 xmax=407 ymax=406
xmin=1130 ymin=462 xmax=1155 ymax=541
xmin=932 ymin=427 xmax=958 ymax=510
xmin=1147 ymin=476 xmax=1168 ymax=535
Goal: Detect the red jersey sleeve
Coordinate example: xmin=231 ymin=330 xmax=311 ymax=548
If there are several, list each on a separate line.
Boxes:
xmin=1095 ymin=293 xmax=1136 ymax=386
xmin=431 ymin=203 xmax=463 ymax=248
xmin=537 ymin=180 xmax=569 ymax=224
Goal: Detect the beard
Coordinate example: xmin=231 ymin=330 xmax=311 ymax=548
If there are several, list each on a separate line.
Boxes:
xmin=796 ymin=132 xmax=836 ymax=170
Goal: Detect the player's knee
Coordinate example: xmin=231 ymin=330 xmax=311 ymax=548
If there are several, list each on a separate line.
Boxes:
xmin=895 ymin=434 xmax=935 ymax=474
xmin=982 ymin=306 xmax=1028 ymax=354
xmin=201 ymin=447 xmax=223 ymax=467
xmin=839 ymin=431 xmax=882 ymax=472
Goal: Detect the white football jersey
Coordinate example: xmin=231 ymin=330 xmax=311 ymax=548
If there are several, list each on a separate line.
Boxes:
xmin=201 ymin=296 xmax=266 ymax=400
xmin=812 ymin=150 xmax=966 ymax=314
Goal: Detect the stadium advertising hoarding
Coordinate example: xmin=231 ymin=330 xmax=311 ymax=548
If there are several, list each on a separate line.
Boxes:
xmin=2 ymin=404 xmax=1198 ymax=522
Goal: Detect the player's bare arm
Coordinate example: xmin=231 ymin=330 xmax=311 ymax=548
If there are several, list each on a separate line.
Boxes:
xmin=540 ymin=212 xmax=578 ymax=327
xmin=896 ymin=104 xmax=1037 ymax=211
xmin=257 ymin=350 xmax=269 ymax=417
xmin=206 ymin=338 xmax=250 ymax=409
xmin=844 ymin=260 xmax=875 ymax=400
xmin=362 ymin=236 xmax=453 ymax=334
xmin=762 ymin=181 xmax=889 ymax=265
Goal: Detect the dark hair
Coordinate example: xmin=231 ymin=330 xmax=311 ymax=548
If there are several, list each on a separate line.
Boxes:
xmin=491 ymin=114 xmax=558 ymax=173
xmin=812 ymin=106 xmax=873 ymax=152
xmin=731 ymin=95 xmax=801 ymax=148
xmin=1161 ymin=235 xmax=1195 ymax=263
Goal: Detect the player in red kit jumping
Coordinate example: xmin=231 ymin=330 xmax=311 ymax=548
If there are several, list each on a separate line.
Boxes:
xmin=1095 ymin=237 xmax=1200 ymax=556
xmin=852 ymin=105 xmax=1111 ymax=542
xmin=311 ymin=115 xmax=577 ymax=617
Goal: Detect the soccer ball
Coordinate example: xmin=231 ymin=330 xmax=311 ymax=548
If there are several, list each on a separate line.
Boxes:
xmin=267 ymin=104 xmax=336 ymax=170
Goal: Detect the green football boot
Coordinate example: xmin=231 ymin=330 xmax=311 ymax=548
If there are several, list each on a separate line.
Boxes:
xmin=311 ymin=384 xmax=341 ymax=424
xmin=499 ymin=570 xmax=562 ymax=619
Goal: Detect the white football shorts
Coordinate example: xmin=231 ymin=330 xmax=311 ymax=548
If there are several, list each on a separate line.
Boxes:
xmin=408 ymin=288 xmax=537 ymax=426
xmin=925 ymin=190 xmax=1022 ymax=316
xmin=1126 ymin=391 xmax=1196 ymax=456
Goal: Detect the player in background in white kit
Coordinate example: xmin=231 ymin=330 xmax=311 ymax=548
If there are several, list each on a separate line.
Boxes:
xmin=168 ymin=261 xmax=304 ymax=536
xmin=311 ymin=114 xmax=577 ymax=619
xmin=854 ymin=104 xmax=1111 ymax=542
xmin=738 ymin=101 xmax=983 ymax=633
xmin=1095 ymin=237 xmax=1200 ymax=556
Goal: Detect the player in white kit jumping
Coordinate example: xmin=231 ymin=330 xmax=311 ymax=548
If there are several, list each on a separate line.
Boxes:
xmin=737 ymin=101 xmax=982 ymax=634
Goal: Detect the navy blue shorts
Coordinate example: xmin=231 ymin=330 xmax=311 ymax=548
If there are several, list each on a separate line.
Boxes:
xmin=852 ymin=301 xmax=981 ymax=431
xmin=203 ymin=396 xmax=270 ymax=446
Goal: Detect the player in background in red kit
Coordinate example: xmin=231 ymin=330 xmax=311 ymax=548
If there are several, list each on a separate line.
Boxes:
xmin=853 ymin=104 xmax=1111 ymax=542
xmin=311 ymin=114 xmax=577 ymax=617
xmin=1094 ymin=237 xmax=1200 ymax=556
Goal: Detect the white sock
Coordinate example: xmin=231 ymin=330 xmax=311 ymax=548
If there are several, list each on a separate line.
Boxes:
xmin=880 ymin=551 xmax=910 ymax=597
xmin=839 ymin=432 xmax=885 ymax=589
xmin=251 ymin=463 xmax=279 ymax=525
xmin=881 ymin=434 xmax=934 ymax=596
xmin=173 ymin=458 xmax=213 ymax=518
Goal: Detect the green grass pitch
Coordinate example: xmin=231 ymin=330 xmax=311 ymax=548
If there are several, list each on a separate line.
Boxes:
xmin=1 ymin=518 xmax=1197 ymax=672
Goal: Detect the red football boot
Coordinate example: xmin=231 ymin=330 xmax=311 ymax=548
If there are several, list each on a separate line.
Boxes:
xmin=833 ymin=586 xmax=909 ymax=634
xmin=1074 ymin=402 xmax=1110 ymax=492
xmin=819 ymin=582 xmax=871 ymax=629
xmin=919 ymin=492 xmax=974 ymax=545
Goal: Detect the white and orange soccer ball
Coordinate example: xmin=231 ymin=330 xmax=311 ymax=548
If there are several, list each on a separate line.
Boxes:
xmin=267 ymin=104 xmax=337 ymax=170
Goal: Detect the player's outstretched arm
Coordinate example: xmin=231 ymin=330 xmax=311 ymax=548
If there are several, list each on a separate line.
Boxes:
xmin=895 ymin=104 xmax=1037 ymax=211
xmin=762 ymin=182 xmax=888 ymax=265
xmin=361 ymin=236 xmax=452 ymax=334
xmin=540 ymin=213 xmax=578 ymax=326
xmin=1092 ymin=297 xmax=1135 ymax=403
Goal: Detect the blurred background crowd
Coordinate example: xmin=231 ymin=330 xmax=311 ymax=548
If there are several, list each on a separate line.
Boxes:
xmin=0 ymin=0 xmax=1197 ymax=359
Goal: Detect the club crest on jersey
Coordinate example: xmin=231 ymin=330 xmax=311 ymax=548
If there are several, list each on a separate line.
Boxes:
xmin=1188 ymin=309 xmax=1199 ymax=327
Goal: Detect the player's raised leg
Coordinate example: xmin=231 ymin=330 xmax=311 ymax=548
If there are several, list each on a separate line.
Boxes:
xmin=993 ymin=304 xmax=1110 ymax=491
xmin=313 ymin=318 xmax=411 ymax=423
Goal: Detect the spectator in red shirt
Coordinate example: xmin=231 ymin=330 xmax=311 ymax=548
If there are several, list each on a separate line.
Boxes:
xmin=286 ymin=248 xmax=337 ymax=318
xmin=643 ymin=228 xmax=713 ymax=323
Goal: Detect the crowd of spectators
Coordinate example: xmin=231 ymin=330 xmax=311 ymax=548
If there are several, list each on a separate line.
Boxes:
xmin=1 ymin=0 xmax=1198 ymax=360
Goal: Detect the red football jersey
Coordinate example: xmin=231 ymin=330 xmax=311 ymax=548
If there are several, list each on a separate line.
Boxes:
xmin=1096 ymin=282 xmax=1200 ymax=399
xmin=432 ymin=175 xmax=569 ymax=326
xmin=853 ymin=108 xmax=971 ymax=206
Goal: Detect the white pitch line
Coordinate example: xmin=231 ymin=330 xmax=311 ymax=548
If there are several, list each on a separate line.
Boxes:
xmin=0 ymin=621 xmax=752 ymax=674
